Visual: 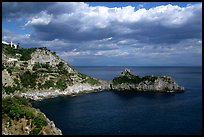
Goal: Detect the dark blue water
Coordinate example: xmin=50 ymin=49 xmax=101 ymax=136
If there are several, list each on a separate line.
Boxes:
xmin=32 ymin=66 xmax=202 ymax=135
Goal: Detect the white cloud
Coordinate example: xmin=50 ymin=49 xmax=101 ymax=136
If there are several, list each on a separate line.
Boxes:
xmin=94 ymin=50 xmax=129 ymax=57
xmin=198 ymin=40 xmax=202 ymax=44
xmin=60 ymin=51 xmax=91 ymax=57
xmin=25 ymin=11 xmax=53 ymax=26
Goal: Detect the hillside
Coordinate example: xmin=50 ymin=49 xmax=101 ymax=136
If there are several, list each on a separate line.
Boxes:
xmin=2 ymin=44 xmax=105 ymax=98
xmin=2 ymin=43 xmax=108 ymax=135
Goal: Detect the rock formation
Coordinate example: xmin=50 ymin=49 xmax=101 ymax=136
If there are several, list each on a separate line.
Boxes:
xmin=111 ymin=69 xmax=184 ymax=92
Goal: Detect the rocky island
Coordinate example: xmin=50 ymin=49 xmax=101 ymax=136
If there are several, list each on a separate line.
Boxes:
xmin=2 ymin=42 xmax=184 ymax=135
xmin=111 ymin=69 xmax=184 ymax=92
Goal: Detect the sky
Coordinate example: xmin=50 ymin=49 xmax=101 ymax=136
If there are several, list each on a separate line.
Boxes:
xmin=2 ymin=2 xmax=202 ymax=66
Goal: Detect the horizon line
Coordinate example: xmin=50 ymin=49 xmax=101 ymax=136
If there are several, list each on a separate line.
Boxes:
xmin=72 ymin=65 xmax=202 ymax=67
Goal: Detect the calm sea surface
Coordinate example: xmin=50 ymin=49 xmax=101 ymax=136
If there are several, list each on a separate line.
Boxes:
xmin=32 ymin=66 xmax=202 ymax=135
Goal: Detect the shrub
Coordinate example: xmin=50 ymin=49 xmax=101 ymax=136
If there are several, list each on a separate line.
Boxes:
xmin=3 ymin=86 xmax=16 ymax=94
xmin=20 ymin=71 xmax=37 ymax=88
xmin=32 ymin=115 xmax=48 ymax=128
xmin=29 ymin=128 xmax=41 ymax=135
xmin=25 ymin=111 xmax=34 ymax=119
xmin=82 ymin=77 xmax=100 ymax=85
xmin=7 ymin=67 xmax=13 ymax=75
xmin=141 ymin=76 xmax=158 ymax=82
xmin=2 ymin=97 xmax=31 ymax=119
xmin=55 ymin=79 xmax=67 ymax=91
xmin=41 ymin=62 xmax=50 ymax=69
xmin=112 ymin=75 xmax=141 ymax=84
xmin=43 ymin=80 xmax=55 ymax=89
xmin=56 ymin=62 xmax=64 ymax=70
xmin=32 ymin=62 xmax=41 ymax=71
xmin=19 ymin=48 xmax=36 ymax=61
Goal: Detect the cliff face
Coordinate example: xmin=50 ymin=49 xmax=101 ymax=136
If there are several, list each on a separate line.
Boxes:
xmin=111 ymin=69 xmax=184 ymax=92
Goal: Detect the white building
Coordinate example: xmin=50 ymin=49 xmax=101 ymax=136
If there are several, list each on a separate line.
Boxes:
xmin=2 ymin=40 xmax=18 ymax=49
xmin=10 ymin=41 xmax=18 ymax=49
xmin=2 ymin=41 xmax=9 ymax=45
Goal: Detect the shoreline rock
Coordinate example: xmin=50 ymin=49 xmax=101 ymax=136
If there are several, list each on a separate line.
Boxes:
xmin=14 ymin=82 xmax=111 ymax=101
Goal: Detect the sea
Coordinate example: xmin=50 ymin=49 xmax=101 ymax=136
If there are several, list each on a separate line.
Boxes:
xmin=32 ymin=66 xmax=202 ymax=135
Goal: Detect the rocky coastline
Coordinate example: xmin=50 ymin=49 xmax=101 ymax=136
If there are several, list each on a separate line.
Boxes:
xmin=15 ymin=82 xmax=111 ymax=101
xmin=9 ymin=69 xmax=184 ymax=101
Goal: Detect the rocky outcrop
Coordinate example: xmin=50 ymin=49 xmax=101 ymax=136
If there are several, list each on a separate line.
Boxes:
xmin=28 ymin=48 xmax=76 ymax=74
xmin=111 ymin=69 xmax=184 ymax=92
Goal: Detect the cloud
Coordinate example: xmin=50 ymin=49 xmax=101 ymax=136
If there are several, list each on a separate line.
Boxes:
xmin=25 ymin=11 xmax=53 ymax=26
xmin=2 ymin=2 xmax=202 ymax=66
xmin=2 ymin=2 xmax=53 ymax=19
xmin=4 ymin=2 xmax=201 ymax=42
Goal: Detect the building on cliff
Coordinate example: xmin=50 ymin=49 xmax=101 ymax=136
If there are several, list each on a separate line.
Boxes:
xmin=2 ymin=40 xmax=18 ymax=49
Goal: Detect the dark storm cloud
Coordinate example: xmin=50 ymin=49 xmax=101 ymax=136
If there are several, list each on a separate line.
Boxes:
xmin=2 ymin=2 xmax=54 ymax=19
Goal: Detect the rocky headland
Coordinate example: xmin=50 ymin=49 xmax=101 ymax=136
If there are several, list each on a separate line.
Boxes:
xmin=2 ymin=43 xmax=184 ymax=135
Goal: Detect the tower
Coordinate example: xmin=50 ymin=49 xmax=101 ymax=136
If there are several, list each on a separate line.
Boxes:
xmin=10 ymin=41 xmax=13 ymax=48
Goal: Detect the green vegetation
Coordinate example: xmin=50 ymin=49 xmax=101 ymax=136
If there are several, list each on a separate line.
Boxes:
xmin=43 ymin=80 xmax=55 ymax=89
xmin=113 ymin=74 xmax=141 ymax=84
xmin=78 ymin=73 xmax=100 ymax=85
xmin=56 ymin=61 xmax=69 ymax=75
xmin=2 ymin=96 xmax=48 ymax=135
xmin=55 ymin=79 xmax=68 ymax=90
xmin=2 ymin=96 xmax=32 ymax=119
xmin=112 ymin=72 xmax=159 ymax=85
xmin=78 ymin=73 xmax=87 ymax=79
xmin=141 ymin=76 xmax=158 ymax=83
xmin=20 ymin=71 xmax=37 ymax=88
xmin=2 ymin=44 xmax=36 ymax=61
xmin=19 ymin=47 xmax=36 ymax=61
xmin=7 ymin=67 xmax=14 ymax=75
xmin=29 ymin=128 xmax=41 ymax=135
xmin=32 ymin=62 xmax=41 ymax=71
xmin=3 ymin=86 xmax=18 ymax=94
xmin=81 ymin=77 xmax=100 ymax=85
xmin=32 ymin=114 xmax=48 ymax=128
xmin=33 ymin=62 xmax=53 ymax=73
xmin=56 ymin=61 xmax=64 ymax=70
xmin=2 ymin=44 xmax=18 ymax=56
